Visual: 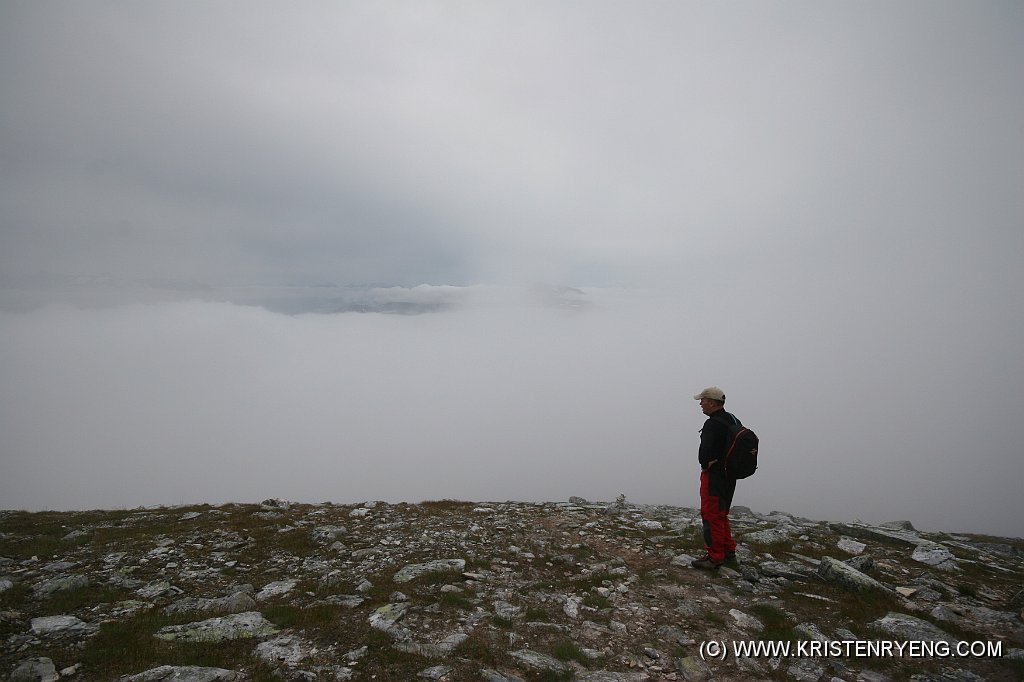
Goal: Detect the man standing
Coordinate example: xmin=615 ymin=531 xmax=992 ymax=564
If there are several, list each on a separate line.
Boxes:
xmin=691 ymin=386 xmax=739 ymax=570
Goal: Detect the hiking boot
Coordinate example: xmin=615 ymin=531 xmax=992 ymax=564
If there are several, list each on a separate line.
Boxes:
xmin=690 ymin=554 xmax=722 ymax=570
xmin=724 ymin=551 xmax=739 ymax=565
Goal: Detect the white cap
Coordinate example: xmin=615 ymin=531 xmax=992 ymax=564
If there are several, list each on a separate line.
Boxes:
xmin=693 ymin=386 xmax=726 ymax=402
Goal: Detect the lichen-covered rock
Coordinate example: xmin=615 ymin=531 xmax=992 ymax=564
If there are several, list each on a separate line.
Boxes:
xmin=8 ymin=657 xmax=59 ymax=682
xmin=509 ymin=649 xmax=570 ymax=674
xmin=31 ymin=574 xmax=88 ymax=598
xmin=480 ymin=670 xmax=526 ymax=682
xmin=869 ymin=611 xmax=959 ymax=644
xmin=817 ymin=556 xmax=892 ymax=593
xmin=912 ymin=541 xmax=958 ymax=571
xmin=255 ymin=634 xmax=315 ymax=668
xmin=729 ymin=608 xmax=765 ymax=632
xmin=255 ymin=579 xmax=297 ymax=601
xmin=163 ymin=591 xmax=256 ymax=616
xmin=368 ymin=601 xmax=410 ymax=640
xmin=30 ymin=615 xmax=96 ymax=636
xmin=837 ymin=536 xmax=867 ymax=554
xmin=153 ymin=611 xmax=279 ymax=643
xmin=393 ymin=558 xmax=466 ymax=583
xmin=120 ymin=665 xmax=240 ymax=681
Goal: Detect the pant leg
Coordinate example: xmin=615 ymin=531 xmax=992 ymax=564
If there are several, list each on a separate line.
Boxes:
xmin=699 ymin=470 xmax=728 ymax=562
xmin=722 ymin=514 xmax=737 ymax=554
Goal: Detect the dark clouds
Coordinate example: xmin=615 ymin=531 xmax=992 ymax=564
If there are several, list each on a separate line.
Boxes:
xmin=3 ymin=2 xmax=1019 ymax=287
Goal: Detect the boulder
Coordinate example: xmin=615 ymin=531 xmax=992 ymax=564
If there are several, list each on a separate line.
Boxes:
xmin=911 ymin=542 xmax=958 ymax=571
xmin=8 ymin=657 xmax=59 ymax=682
xmin=816 ymin=556 xmax=892 ymax=594
xmin=163 ymin=591 xmax=256 ymax=616
xmin=311 ymin=525 xmax=347 ymax=543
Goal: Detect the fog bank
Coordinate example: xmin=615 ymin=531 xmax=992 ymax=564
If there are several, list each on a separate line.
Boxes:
xmin=2 ymin=289 xmax=1020 ymax=538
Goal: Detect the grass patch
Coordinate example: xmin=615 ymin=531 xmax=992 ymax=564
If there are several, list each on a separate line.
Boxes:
xmin=417 ymin=499 xmax=476 ymax=514
xmin=454 ymin=629 xmax=512 ymax=668
xmin=749 ymin=603 xmax=797 ymax=642
xmin=582 ymin=593 xmax=612 ymax=610
xmin=438 ymin=591 xmax=475 ymax=610
xmin=41 ymin=584 xmax=135 ymax=615
xmin=1000 ymin=658 xmax=1024 ymax=681
xmin=76 ymin=610 xmax=267 ymax=679
xmin=359 ymin=628 xmax=436 ymax=676
xmin=957 ymin=583 xmax=977 ymax=598
xmin=816 ymin=583 xmax=900 ymax=628
xmin=749 ymin=603 xmax=788 ymax=629
xmin=263 ymin=603 xmax=342 ymax=629
xmin=704 ymin=611 xmax=727 ymax=627
xmin=0 ymin=582 xmax=31 ymax=609
xmin=551 ymin=639 xmax=590 ymax=665
xmin=525 ymin=606 xmax=551 ymax=622
xmin=570 ymin=572 xmax=618 ymax=591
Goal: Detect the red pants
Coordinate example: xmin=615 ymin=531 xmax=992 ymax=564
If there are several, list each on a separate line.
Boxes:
xmin=700 ymin=470 xmax=737 ymax=562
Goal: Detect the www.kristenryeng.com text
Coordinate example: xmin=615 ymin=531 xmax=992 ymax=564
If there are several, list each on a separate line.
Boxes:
xmin=699 ymin=639 xmax=1004 ymax=661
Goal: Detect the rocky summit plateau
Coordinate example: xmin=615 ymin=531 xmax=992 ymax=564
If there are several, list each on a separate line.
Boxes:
xmin=2 ymin=498 xmax=1022 ymax=682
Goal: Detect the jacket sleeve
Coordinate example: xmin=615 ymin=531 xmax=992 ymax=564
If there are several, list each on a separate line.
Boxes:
xmin=698 ymin=417 xmax=727 ymax=470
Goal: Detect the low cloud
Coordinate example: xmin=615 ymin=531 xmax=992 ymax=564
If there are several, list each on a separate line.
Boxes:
xmin=2 ymin=289 xmax=1020 ymax=537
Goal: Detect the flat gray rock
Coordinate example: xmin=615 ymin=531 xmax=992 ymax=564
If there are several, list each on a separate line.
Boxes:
xmin=163 ymin=591 xmax=256 ymax=616
xmin=509 ymin=649 xmax=570 ymax=673
xmin=479 ymin=670 xmax=526 ymax=682
xmin=153 ymin=611 xmax=279 ymax=643
xmin=32 ymin=574 xmax=88 ymax=598
xmin=8 ymin=657 xmax=59 ymax=682
xmin=393 ymin=558 xmax=466 ymax=583
xmin=120 ymin=666 xmax=240 ymax=681
xmin=255 ymin=579 xmax=297 ymax=601
xmin=870 ymin=612 xmax=959 ymax=644
xmin=817 ymin=556 xmax=892 ymax=594
xmin=912 ymin=541 xmax=958 ymax=571
xmin=30 ymin=615 xmax=95 ymax=636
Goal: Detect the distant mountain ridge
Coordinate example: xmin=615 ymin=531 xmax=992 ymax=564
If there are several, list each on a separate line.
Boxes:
xmin=0 ymin=279 xmax=591 ymax=315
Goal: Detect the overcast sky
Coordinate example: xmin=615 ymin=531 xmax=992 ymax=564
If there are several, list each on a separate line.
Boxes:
xmin=1 ymin=2 xmax=1022 ymax=537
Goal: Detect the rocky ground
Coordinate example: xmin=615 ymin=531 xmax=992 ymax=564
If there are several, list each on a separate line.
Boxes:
xmin=2 ymin=498 xmax=1022 ymax=681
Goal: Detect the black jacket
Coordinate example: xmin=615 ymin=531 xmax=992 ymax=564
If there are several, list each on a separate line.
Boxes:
xmin=698 ymin=409 xmax=739 ymax=472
